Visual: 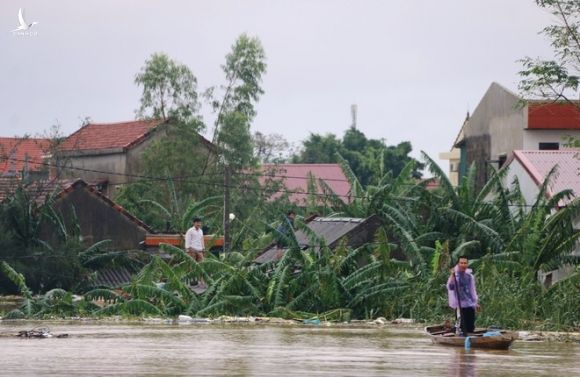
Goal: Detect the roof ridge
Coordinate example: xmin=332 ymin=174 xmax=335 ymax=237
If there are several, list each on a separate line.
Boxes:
xmin=86 ymin=119 xmax=163 ymax=126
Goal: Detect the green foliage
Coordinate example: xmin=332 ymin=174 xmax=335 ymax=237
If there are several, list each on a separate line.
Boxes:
xmin=135 ymin=52 xmax=200 ymax=125
xmin=1 ymin=151 xmax=578 ymax=331
xmin=214 ymin=34 xmax=267 ymax=171
xmin=292 ymin=127 xmax=423 ymax=185
xmin=518 ymin=0 xmax=580 ymax=103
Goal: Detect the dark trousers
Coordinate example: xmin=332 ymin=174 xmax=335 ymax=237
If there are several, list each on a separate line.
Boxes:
xmin=460 ymin=307 xmax=476 ymax=334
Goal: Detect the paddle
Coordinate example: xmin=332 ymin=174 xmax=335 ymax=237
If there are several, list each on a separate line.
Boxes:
xmin=451 ymin=268 xmax=463 ymax=336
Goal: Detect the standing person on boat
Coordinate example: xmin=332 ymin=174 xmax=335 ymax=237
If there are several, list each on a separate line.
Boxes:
xmin=447 ymin=256 xmax=480 ymax=335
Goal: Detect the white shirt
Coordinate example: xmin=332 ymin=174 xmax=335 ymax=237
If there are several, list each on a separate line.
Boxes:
xmin=185 ymin=227 xmax=204 ymax=251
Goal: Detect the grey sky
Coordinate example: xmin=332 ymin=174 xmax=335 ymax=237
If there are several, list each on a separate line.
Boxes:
xmin=0 ymin=0 xmax=554 ymax=170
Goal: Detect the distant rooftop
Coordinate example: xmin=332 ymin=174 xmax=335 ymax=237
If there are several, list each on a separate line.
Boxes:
xmin=255 ymin=215 xmax=381 ymax=264
xmin=259 ymin=163 xmax=351 ymax=205
xmin=59 ymin=120 xmax=163 ymax=152
xmin=527 ymin=102 xmax=580 ymax=130
xmin=0 ymin=137 xmax=51 ymax=174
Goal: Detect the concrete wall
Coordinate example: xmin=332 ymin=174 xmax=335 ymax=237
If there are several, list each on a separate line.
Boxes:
xmin=59 ymin=152 xmax=127 ymax=186
xmin=523 ymin=129 xmax=580 ymax=150
xmin=462 ymin=83 xmax=525 ymax=189
xmin=125 ymin=126 xmax=169 ymax=177
xmin=504 ymin=159 xmax=539 ymax=204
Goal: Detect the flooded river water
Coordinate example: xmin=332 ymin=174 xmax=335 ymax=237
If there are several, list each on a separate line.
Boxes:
xmin=0 ymin=321 xmax=578 ymax=376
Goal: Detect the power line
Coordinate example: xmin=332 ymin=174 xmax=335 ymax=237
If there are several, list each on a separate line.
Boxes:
xmin=1 ymin=156 xmax=576 ymax=208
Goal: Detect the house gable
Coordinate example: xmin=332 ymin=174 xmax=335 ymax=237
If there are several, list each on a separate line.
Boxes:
xmin=41 ymin=179 xmax=153 ymax=250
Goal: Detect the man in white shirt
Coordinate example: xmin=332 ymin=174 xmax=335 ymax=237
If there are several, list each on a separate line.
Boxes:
xmin=185 ymin=217 xmax=205 ymax=262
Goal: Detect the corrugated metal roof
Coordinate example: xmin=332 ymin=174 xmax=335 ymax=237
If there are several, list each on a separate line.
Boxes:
xmin=259 ymin=163 xmax=351 ymax=205
xmin=93 ymin=267 xmax=133 ymax=288
xmin=512 ymin=150 xmax=580 ymax=205
xmin=255 ymin=215 xmax=381 ymax=264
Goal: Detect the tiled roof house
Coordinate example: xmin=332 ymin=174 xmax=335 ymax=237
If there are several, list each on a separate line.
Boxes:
xmin=57 ymin=119 xmax=214 ymax=195
xmin=440 ymin=82 xmax=580 ymax=189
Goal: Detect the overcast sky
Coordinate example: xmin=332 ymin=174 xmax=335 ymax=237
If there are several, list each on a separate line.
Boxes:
xmin=0 ymin=0 xmax=555 ymax=170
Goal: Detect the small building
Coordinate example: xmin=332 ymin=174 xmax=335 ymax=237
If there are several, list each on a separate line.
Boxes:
xmin=503 ymin=150 xmax=580 ymax=286
xmin=259 ymin=163 xmax=352 ymax=206
xmin=56 ymin=119 xmax=215 ymax=196
xmin=441 ymin=82 xmax=580 ymax=189
xmin=255 ymin=215 xmax=382 ymax=263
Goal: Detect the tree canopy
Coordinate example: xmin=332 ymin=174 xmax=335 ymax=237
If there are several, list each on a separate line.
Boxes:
xmin=292 ymin=126 xmax=423 ymax=186
xmin=518 ymin=0 xmax=579 ymax=104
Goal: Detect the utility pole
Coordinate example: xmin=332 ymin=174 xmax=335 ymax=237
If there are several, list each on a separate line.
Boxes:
xmin=223 ymin=165 xmax=231 ymax=253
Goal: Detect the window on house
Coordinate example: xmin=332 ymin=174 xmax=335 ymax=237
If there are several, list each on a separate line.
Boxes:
xmin=539 ymin=142 xmax=559 ymax=150
xmin=498 ymin=154 xmax=507 ymax=169
xmin=450 ymin=162 xmax=457 ymax=172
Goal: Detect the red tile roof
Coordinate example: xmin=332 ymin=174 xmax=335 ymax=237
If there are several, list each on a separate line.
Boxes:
xmin=0 ymin=137 xmax=51 ymax=173
xmin=527 ymin=103 xmax=580 ymax=130
xmin=260 ymin=164 xmax=351 ymax=204
xmin=511 ymin=150 xmax=580 ymax=206
xmin=0 ymin=177 xmax=73 ymax=203
xmin=59 ymin=120 xmax=163 ymax=152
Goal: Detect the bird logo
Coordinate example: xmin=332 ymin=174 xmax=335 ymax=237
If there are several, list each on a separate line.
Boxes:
xmin=11 ymin=8 xmax=38 ymax=33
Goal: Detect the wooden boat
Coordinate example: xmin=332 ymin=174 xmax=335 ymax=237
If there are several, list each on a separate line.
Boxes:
xmin=425 ymin=324 xmax=518 ymax=350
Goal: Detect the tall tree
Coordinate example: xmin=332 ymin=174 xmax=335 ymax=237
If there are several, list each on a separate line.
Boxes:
xmin=213 ymin=34 xmax=267 ymax=170
xmin=135 ymin=53 xmax=201 ymax=127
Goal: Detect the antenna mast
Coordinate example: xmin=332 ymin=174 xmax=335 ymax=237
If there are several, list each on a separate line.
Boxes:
xmin=351 ymin=104 xmax=357 ymax=129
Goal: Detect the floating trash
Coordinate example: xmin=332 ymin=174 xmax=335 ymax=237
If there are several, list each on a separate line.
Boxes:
xmin=17 ymin=327 xmax=68 ymax=339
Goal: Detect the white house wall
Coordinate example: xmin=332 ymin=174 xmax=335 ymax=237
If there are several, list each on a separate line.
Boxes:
xmin=504 ymin=159 xmax=540 ymax=205
xmin=523 ymin=129 xmax=580 ymax=150
xmin=505 ymin=158 xmax=580 ymax=287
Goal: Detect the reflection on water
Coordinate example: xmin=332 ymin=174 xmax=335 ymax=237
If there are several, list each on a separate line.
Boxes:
xmin=447 ymin=350 xmax=476 ymax=377
xmin=0 ymin=322 xmax=578 ymax=377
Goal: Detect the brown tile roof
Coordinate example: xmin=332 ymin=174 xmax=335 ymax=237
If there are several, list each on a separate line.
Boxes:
xmin=0 ymin=177 xmax=73 ymax=203
xmin=0 ymin=137 xmax=51 ymax=174
xmin=59 ymin=120 xmax=164 ymax=152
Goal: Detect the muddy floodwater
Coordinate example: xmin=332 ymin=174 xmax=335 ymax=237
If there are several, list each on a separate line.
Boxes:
xmin=0 ymin=322 xmax=578 ymax=376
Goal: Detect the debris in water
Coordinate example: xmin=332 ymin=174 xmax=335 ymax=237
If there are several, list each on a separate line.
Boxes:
xmin=17 ymin=327 xmax=68 ymax=339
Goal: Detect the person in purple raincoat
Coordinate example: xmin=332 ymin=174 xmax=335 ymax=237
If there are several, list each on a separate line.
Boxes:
xmin=447 ymin=256 xmax=480 ymax=334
